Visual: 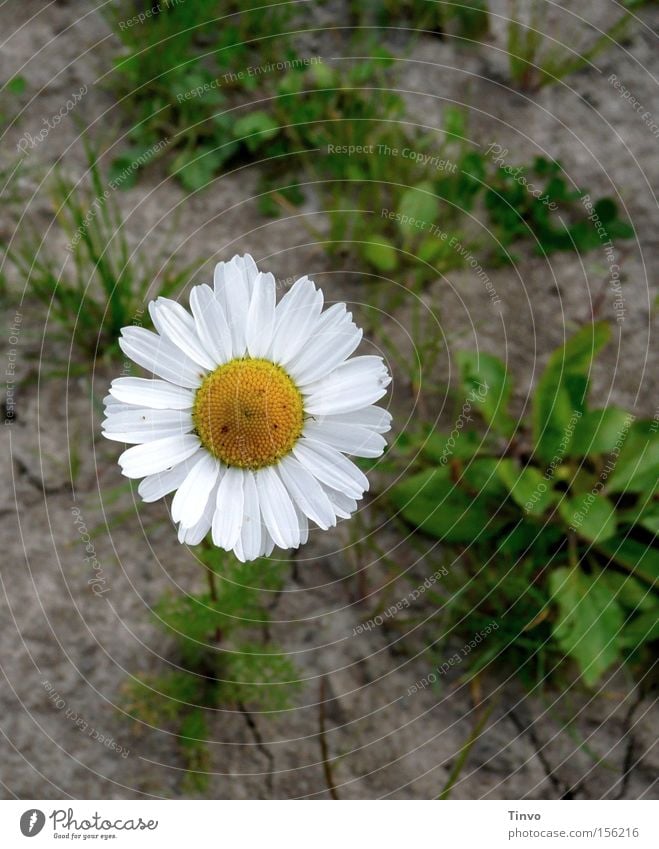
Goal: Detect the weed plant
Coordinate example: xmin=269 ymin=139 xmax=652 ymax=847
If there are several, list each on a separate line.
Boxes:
xmin=506 ymin=0 xmax=645 ymax=91
xmin=4 ymin=148 xmax=196 ymax=357
xmin=122 ymin=543 xmax=299 ymax=794
xmin=390 ymin=322 xmax=658 ymax=687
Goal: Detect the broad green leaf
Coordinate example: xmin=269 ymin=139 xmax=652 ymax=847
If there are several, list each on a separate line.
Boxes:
xmin=396 ymin=182 xmax=439 ymax=237
xmin=618 ymin=500 xmax=659 ymax=535
xmin=421 ymin=429 xmax=483 ymax=463
xmin=361 ymin=236 xmax=398 ymax=272
xmin=495 ymin=520 xmax=563 ymax=559
xmin=606 ymin=420 xmax=659 ymax=494
xmin=418 ymin=236 xmax=455 ymax=265
xmin=563 ymin=465 xmax=599 ymax=496
xmin=619 ymin=611 xmax=659 ymax=650
xmin=233 ymin=111 xmax=280 ymax=151
xmin=456 ymin=350 xmax=515 ymax=437
xmin=558 ymin=493 xmax=617 ymax=543
xmin=497 ymin=459 xmax=556 ymax=515
xmin=277 ymin=70 xmax=305 ymax=95
xmin=570 ymin=407 xmax=634 ymax=457
xmin=460 ymin=458 xmax=509 ymax=499
xmin=601 ymin=571 xmax=656 ymax=612
xmin=172 ymin=147 xmax=234 ymax=192
xmin=595 ymin=536 xmax=659 ymax=588
xmin=309 ymin=62 xmax=337 ymax=88
xmin=391 ymin=466 xmax=501 ymax=543
xmin=549 ymin=566 xmax=623 ymax=687
xmin=533 ymin=322 xmax=610 ymax=463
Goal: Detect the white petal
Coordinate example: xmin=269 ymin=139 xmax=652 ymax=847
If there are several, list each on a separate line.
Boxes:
xmin=109 ymin=377 xmax=195 ymax=410
xmin=270 ymin=276 xmax=323 ymax=364
xmin=138 ymin=455 xmax=201 ymax=502
xmin=229 ymin=253 xmax=260 ymax=296
xmin=103 ymin=394 xmax=124 ymax=411
xmin=259 ymin=528 xmax=276 ymax=558
xmin=178 ymin=515 xmax=211 ymax=545
xmin=104 ymin=407 xmax=189 ymax=424
xmin=211 ymin=466 xmax=244 ymax=550
xmin=322 ymin=406 xmax=392 ymax=433
xmin=189 ymin=284 xmax=232 ymax=365
xmin=303 ymin=356 xmax=391 ymax=415
xmin=288 ymin=316 xmax=362 ymax=386
xmin=281 ymin=301 xmax=345 ymax=368
xmin=325 ymin=487 xmax=358 ymax=519
xmin=119 ymin=327 xmax=206 ymax=389
xmin=214 ymin=256 xmax=252 ymax=357
xmin=234 ymin=471 xmax=262 ymax=562
xmin=118 ymin=434 xmax=201 ymax=478
xmin=171 ymin=453 xmax=221 ymax=528
xmin=292 ymin=438 xmax=368 ymax=499
xmin=177 ymin=479 xmax=218 ymax=545
xmin=214 ymin=255 xmax=259 ymax=295
xmin=149 ymin=298 xmax=217 ymax=370
xmin=277 ymin=456 xmax=336 ymax=530
xmin=255 ymin=465 xmax=300 ymax=550
xmin=103 ymin=408 xmax=193 ymax=443
xmin=246 ymin=272 xmax=276 ymax=357
xmin=294 ymin=505 xmax=309 ymax=546
xmin=303 ymin=419 xmax=387 ymax=458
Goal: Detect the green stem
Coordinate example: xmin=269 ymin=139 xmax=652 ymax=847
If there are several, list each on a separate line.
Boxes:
xmin=437 ymin=702 xmax=493 ymax=800
xmin=200 ymin=537 xmax=222 ymax=643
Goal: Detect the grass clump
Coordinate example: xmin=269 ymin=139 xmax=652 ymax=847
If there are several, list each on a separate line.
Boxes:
xmin=3 ymin=146 xmax=196 ymax=358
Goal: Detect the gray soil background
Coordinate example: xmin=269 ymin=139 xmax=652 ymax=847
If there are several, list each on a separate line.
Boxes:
xmin=0 ymin=0 xmax=657 ymax=799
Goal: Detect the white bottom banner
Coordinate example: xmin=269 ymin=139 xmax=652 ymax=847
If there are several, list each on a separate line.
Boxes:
xmin=0 ymin=800 xmax=656 ymax=848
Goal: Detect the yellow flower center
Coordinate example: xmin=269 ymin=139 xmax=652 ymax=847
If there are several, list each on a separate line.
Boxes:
xmin=193 ymin=358 xmax=304 ymax=469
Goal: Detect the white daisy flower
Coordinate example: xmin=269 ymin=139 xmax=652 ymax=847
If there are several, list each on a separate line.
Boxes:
xmin=102 ymin=254 xmax=392 ymax=561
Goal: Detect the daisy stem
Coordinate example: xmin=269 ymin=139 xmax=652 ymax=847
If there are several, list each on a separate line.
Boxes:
xmin=200 ymin=537 xmax=223 ymax=643
xmin=207 ymin=565 xmax=218 ymax=604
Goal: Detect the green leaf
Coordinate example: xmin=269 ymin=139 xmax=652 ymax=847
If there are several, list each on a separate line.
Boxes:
xmin=617 ymin=500 xmax=659 ymax=535
xmin=309 ymin=62 xmax=337 ymax=88
xmin=606 ymin=419 xmax=659 ymax=494
xmin=449 ymin=0 xmax=490 ymax=40
xmin=443 ymin=106 xmax=466 ymax=139
xmin=7 ymin=75 xmax=26 ymax=95
xmin=495 ymin=520 xmax=562 ymax=558
xmin=418 ymin=236 xmax=451 ymax=264
xmin=391 ymin=466 xmax=500 ymax=543
xmin=421 ymin=429 xmax=483 ymax=463
xmin=233 ymin=111 xmax=280 ymax=152
xmin=109 ymin=148 xmax=155 ymax=189
xmin=549 ymin=566 xmax=624 ymax=687
xmin=396 ymin=182 xmax=439 ymax=237
xmin=497 ymin=459 xmax=556 ymax=515
xmin=460 ymin=457 xmax=509 ymax=499
xmin=456 ymin=350 xmax=515 ymax=437
xmin=619 ymin=611 xmax=659 ymax=650
xmin=533 ymin=322 xmax=611 ymax=463
xmin=600 ymin=571 xmax=656 ymax=612
xmin=220 ymin=643 xmax=300 ymax=710
xmin=594 ymin=536 xmax=659 ymax=588
xmin=361 ymin=236 xmax=398 ymax=272
xmin=171 ymin=147 xmax=234 ymax=192
xmin=559 ymin=493 xmax=617 ymax=543
xmin=570 ymin=407 xmax=634 ymax=457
